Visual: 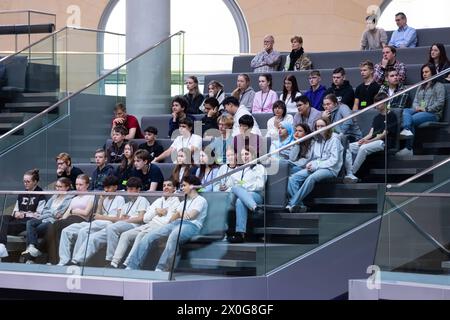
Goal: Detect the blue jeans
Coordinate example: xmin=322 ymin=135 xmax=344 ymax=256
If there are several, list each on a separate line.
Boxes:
xmin=231 ymin=186 xmax=263 ymax=233
xmin=127 ymin=220 xmax=200 ymax=271
xmin=287 ymin=168 xmax=335 ymax=206
xmin=403 ymin=109 xmax=438 ymax=149
xmin=26 ymin=219 xmax=51 ymax=246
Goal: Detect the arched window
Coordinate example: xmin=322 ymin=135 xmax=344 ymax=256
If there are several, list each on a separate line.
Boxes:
xmin=378 ymin=0 xmax=450 ymax=30
xmin=102 ymin=0 xmax=246 ymax=74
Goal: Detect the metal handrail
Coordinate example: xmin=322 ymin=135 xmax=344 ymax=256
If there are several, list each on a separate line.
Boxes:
xmin=0 ymin=26 xmax=125 ymax=64
xmin=0 ymin=30 xmax=185 ymax=141
xmin=0 ymin=190 xmax=182 ymax=197
xmin=0 ymin=9 xmax=56 ymax=17
xmin=202 ymin=67 xmax=450 ymax=189
xmin=387 ymin=156 xmax=450 ymax=189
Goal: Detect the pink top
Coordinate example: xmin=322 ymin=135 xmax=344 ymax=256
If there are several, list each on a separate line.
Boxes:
xmin=252 ymin=90 xmax=278 ymax=113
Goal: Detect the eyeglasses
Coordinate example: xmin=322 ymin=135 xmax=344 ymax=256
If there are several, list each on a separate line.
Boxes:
xmin=57 ymin=162 xmax=65 ymax=166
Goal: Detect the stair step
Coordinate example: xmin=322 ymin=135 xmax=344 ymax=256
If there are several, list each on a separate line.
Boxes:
xmin=21 ymin=92 xmax=59 ymax=98
xmin=0 ymin=112 xmax=30 ymax=122
xmin=312 ymin=197 xmax=377 ymax=205
xmin=269 ymin=212 xmax=374 ymax=219
xmin=370 ymin=168 xmax=421 ymax=175
xmin=186 ymin=258 xmax=256 ymax=268
xmin=5 ymin=102 xmax=53 ymax=108
xmin=253 ymin=227 xmax=318 ymax=235
xmin=423 ymin=142 xmax=450 ymax=148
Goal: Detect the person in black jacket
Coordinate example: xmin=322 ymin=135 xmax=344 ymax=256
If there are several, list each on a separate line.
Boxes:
xmin=0 ymin=169 xmax=46 ymax=258
xmin=201 ymin=97 xmax=220 ymax=137
xmin=325 ymin=67 xmax=355 ymax=108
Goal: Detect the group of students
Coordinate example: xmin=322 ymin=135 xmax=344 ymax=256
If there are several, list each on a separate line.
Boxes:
xmin=0 ymin=168 xmax=209 ymax=271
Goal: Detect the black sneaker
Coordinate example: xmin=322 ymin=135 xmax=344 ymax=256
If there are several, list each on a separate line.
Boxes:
xmin=253 ymin=205 xmax=265 ymax=220
xmin=292 ymin=205 xmax=308 ymax=213
xmin=228 ymin=232 xmax=245 ymax=243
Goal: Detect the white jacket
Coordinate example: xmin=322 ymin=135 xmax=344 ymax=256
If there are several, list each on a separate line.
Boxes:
xmin=229 ymin=164 xmax=266 ymax=192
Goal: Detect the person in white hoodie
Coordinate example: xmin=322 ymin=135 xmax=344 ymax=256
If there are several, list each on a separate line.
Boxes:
xmin=286 ymin=117 xmax=343 ymax=212
xmin=110 ymin=180 xmax=180 ymax=268
xmin=228 ymin=146 xmax=267 ymax=243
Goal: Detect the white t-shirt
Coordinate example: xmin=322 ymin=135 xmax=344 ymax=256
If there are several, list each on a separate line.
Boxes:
xmin=100 ymin=196 xmax=125 ymax=217
xmin=280 ymin=92 xmax=302 ymax=113
xmin=171 ymin=134 xmax=202 ymax=152
xmin=143 ymin=196 xmax=180 ymax=226
xmin=175 ymin=195 xmax=208 ymax=229
xmin=119 ymin=196 xmax=150 ymax=226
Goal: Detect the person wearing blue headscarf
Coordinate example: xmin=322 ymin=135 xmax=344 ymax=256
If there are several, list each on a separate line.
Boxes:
xmin=269 ymin=121 xmax=294 ymax=159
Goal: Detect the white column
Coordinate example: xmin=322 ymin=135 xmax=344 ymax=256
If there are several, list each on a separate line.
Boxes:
xmin=126 ymin=0 xmax=171 ymax=118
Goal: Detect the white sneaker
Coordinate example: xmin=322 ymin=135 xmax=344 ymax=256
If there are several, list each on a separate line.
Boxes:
xmin=344 ymin=174 xmax=359 ymax=183
xmin=26 ymin=244 xmax=42 ymax=258
xmin=154 ymin=268 xmax=163 ymax=272
xmin=396 ymin=148 xmax=413 ymax=157
xmin=400 ymin=129 xmax=414 ymax=137
xmin=110 ymin=261 xmax=118 ymax=268
xmin=0 ymin=243 xmax=8 ymax=258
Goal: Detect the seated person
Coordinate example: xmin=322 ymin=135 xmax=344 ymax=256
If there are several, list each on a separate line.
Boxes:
xmin=289 ymin=124 xmax=313 ymax=174
xmin=168 ymin=96 xmax=196 ymax=137
xmin=201 ymin=97 xmax=220 ymax=137
xmin=45 ymin=174 xmax=95 ymax=264
xmin=304 ymin=70 xmax=327 ymax=111
xmin=154 ymin=117 xmax=202 ymax=164
xmin=279 ymin=74 xmax=302 ymax=113
xmin=284 ymin=35 xmax=312 ymax=71
xmin=428 ymin=43 xmax=450 ymax=83
xmin=252 ymin=73 xmax=278 ymax=113
xmin=0 ymin=169 xmax=46 ymax=259
xmin=360 ymin=15 xmax=387 ymax=50
xmin=56 ymin=152 xmax=83 ymax=190
xmin=57 ymin=176 xmax=125 ymax=266
xmin=269 ymin=121 xmax=295 ymax=160
xmin=388 ymin=12 xmax=417 ymax=48
xmin=111 ymin=103 xmax=144 ymax=139
xmin=286 ymin=118 xmax=343 ymax=213
xmin=214 ymin=148 xmax=239 ymax=192
xmin=397 ymin=63 xmax=447 ymax=156
xmin=227 ymin=146 xmax=266 ymax=243
xmin=223 ymin=96 xmax=261 ymax=137
xmin=115 ymin=142 xmax=138 ymax=190
xmin=209 ymin=114 xmax=234 ymax=165
xmin=170 ymin=148 xmax=198 ymax=191
xmin=250 ymin=35 xmax=281 ymax=73
xmin=138 ymin=126 xmax=164 ymax=163
xmin=325 ymin=67 xmax=355 ymax=108
xmin=126 ymin=175 xmax=208 ymax=271
xmin=195 ymin=149 xmax=219 ymax=192
xmin=293 ymin=96 xmax=322 ymax=133
xmin=21 ymin=177 xmax=74 ymax=263
xmin=374 ymin=46 xmax=407 ymax=85
xmin=68 ymin=177 xmax=148 ymax=266
xmin=131 ymin=149 xmax=164 ymax=191
xmin=90 ymin=149 xmax=115 ymax=191
xmin=200 ymin=80 xmax=225 ymax=112
xmin=266 ymin=100 xmax=294 ymax=140
xmin=349 ymin=93 xmax=398 ymax=177
xmin=183 ymin=76 xmax=204 ymax=114
xmin=353 ymin=60 xmax=381 ymax=111
xmin=107 ymin=125 xmax=128 ymax=163
xmin=110 ymin=180 xmax=180 ymax=268
xmin=231 ymin=73 xmax=255 ymax=112
xmin=233 ymin=114 xmax=264 ymax=163
xmin=378 ymin=68 xmax=410 ymax=109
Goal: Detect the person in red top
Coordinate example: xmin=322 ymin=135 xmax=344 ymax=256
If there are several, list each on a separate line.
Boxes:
xmin=111 ymin=103 xmax=144 ymax=139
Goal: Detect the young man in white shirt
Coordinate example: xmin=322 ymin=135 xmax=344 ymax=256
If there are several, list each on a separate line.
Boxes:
xmin=153 ymin=117 xmax=202 ymax=163
xmin=110 ymin=180 xmax=180 ymax=268
xmin=126 ymin=175 xmax=208 ymax=271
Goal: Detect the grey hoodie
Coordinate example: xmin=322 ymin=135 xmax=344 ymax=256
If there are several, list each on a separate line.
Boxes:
xmin=40 ymin=195 xmax=74 ymax=223
xmin=308 ymin=133 xmax=344 ymax=177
